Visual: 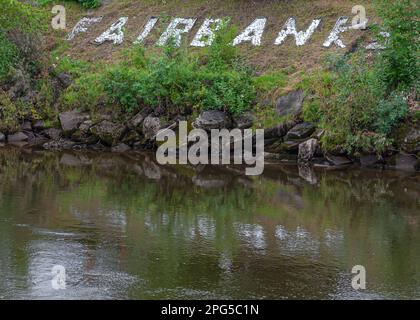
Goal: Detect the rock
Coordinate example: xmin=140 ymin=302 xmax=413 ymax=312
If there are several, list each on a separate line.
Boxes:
xmin=360 ymin=154 xmax=383 ymax=167
xmin=44 ymin=128 xmax=62 ymax=140
xmin=59 ymin=110 xmax=90 ymax=134
xmin=28 ymin=136 xmax=48 ymax=147
xmin=128 ymin=110 xmax=148 ymax=129
xmin=79 ymin=120 xmax=93 ymax=135
xmin=285 ymin=122 xmax=316 ymax=140
xmin=325 ymin=154 xmax=353 ymax=166
xmin=111 ymin=143 xmax=131 ymax=153
xmin=33 ymin=120 xmax=47 ymax=130
xmin=276 ymin=90 xmax=305 ymax=118
xmin=43 ymin=139 xmax=76 ymax=150
xmin=264 ymin=120 xmax=299 ymax=139
xmin=90 ymin=120 xmax=125 ymax=146
xmin=71 ymin=130 xmax=97 ymax=144
xmin=7 ymin=132 xmax=29 ymax=143
xmin=21 ymin=121 xmax=32 ymax=131
xmin=0 ymin=132 xmax=5 ymax=143
xmin=401 ymin=127 xmax=420 ymax=154
xmin=386 ymin=154 xmax=418 ymax=171
xmin=193 ymin=111 xmax=232 ymax=131
xmin=57 ymin=72 xmax=73 ymax=88
xmin=142 ymin=116 xmax=162 ymax=140
xmin=122 ymin=130 xmax=142 ymax=145
xmin=298 ymin=138 xmax=319 ymax=163
xmin=232 ymin=112 xmax=254 ymax=129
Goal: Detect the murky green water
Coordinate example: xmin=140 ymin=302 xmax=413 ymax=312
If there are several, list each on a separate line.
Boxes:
xmin=0 ymin=147 xmax=418 ymax=300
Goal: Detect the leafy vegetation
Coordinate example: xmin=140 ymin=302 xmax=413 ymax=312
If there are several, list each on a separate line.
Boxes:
xmin=62 ymin=27 xmax=258 ymax=116
xmin=37 ymin=0 xmax=101 ymax=9
xmin=300 ymin=0 xmax=417 ymax=155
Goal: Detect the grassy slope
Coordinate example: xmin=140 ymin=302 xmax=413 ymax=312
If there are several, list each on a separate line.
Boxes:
xmin=58 ymin=0 xmax=376 ymax=84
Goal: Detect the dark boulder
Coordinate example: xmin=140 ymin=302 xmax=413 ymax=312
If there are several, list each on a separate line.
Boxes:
xmin=128 ymin=110 xmax=149 ymax=130
xmin=43 ymin=139 xmax=76 ymax=150
xmin=44 ymin=128 xmax=62 ymax=140
xmin=276 ymin=90 xmax=305 ymax=118
xmin=232 ymin=112 xmax=254 ymax=129
xmin=401 ymin=127 xmax=420 ymax=154
xmin=57 ymin=72 xmax=73 ymax=89
xmin=59 ymin=110 xmax=90 ymax=134
xmin=285 ymin=122 xmax=316 ymax=140
xmin=111 ymin=143 xmax=131 ymax=153
xmin=142 ymin=116 xmax=162 ymax=140
xmin=325 ymin=155 xmax=353 ymax=166
xmin=7 ymin=132 xmax=29 ymax=143
xmin=193 ymin=111 xmax=232 ymax=131
xmin=21 ymin=121 xmax=32 ymax=131
xmin=33 ymin=120 xmax=47 ymax=131
xmin=264 ymin=120 xmax=299 ymax=139
xmin=90 ymin=120 xmax=125 ymax=146
xmin=298 ymin=138 xmax=319 ymax=163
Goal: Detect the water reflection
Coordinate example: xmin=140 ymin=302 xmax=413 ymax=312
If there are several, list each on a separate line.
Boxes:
xmin=0 ymin=147 xmax=418 ymax=300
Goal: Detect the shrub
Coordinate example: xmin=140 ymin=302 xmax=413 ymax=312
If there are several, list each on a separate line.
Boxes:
xmin=37 ymin=0 xmax=101 ymax=9
xmin=301 ymin=52 xmax=408 ymax=154
xmin=62 ymin=73 xmax=106 ymax=111
xmin=374 ymin=0 xmax=419 ymax=92
xmin=0 ymin=33 xmax=19 ymax=81
xmin=101 ymin=28 xmax=256 ymax=116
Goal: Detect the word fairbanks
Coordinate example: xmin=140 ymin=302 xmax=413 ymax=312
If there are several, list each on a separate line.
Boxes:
xmin=156 ymin=121 xmax=265 ymax=176
xmin=66 ymin=12 xmax=369 ymax=49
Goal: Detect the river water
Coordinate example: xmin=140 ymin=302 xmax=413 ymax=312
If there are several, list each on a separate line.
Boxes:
xmin=0 ymin=147 xmax=418 ymax=300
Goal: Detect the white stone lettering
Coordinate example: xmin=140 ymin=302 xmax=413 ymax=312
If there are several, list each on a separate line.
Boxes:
xmin=95 ymin=17 xmax=128 ymax=45
xmin=323 ymin=16 xmax=349 ymax=48
xmin=190 ymin=18 xmax=224 ymax=47
xmin=157 ymin=18 xmax=197 ymax=47
xmin=233 ymin=18 xmax=267 ymax=46
xmin=134 ymin=17 xmax=159 ymax=44
xmin=275 ymin=17 xmax=321 ymax=46
xmin=66 ymin=16 xmax=103 ymax=41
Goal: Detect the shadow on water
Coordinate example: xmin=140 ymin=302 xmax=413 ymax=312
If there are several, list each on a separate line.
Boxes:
xmin=0 ymin=146 xmax=418 ymax=299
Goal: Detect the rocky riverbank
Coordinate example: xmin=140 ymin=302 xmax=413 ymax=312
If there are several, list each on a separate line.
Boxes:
xmin=0 ymin=89 xmax=418 ymax=172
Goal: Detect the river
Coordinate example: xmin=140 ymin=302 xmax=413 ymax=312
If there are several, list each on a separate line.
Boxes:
xmin=0 ymin=147 xmax=418 ymax=299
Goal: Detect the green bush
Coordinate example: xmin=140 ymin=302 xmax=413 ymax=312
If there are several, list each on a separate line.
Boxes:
xmin=62 ymin=73 xmax=106 ymax=111
xmin=0 ymin=33 xmax=19 ymax=81
xmin=301 ymin=52 xmax=408 ymax=154
xmin=101 ymin=28 xmax=256 ymax=116
xmin=374 ymin=0 xmax=419 ymax=92
xmin=37 ymin=0 xmax=101 ymax=9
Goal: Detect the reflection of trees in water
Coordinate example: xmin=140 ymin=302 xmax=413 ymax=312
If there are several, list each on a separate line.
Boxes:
xmin=0 ymin=147 xmax=419 ymax=299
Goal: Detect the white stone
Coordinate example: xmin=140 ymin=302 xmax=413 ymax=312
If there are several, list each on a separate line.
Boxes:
xmin=190 ymin=18 xmax=224 ymax=47
xmin=323 ymin=16 xmax=349 ymax=48
xmin=95 ymin=17 xmax=128 ymax=45
xmin=157 ymin=18 xmax=197 ymax=47
xmin=232 ymin=18 xmax=267 ymax=46
xmin=66 ymin=17 xmax=103 ymax=41
xmin=275 ymin=18 xmax=321 ymax=46
xmin=134 ymin=17 xmax=159 ymax=44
